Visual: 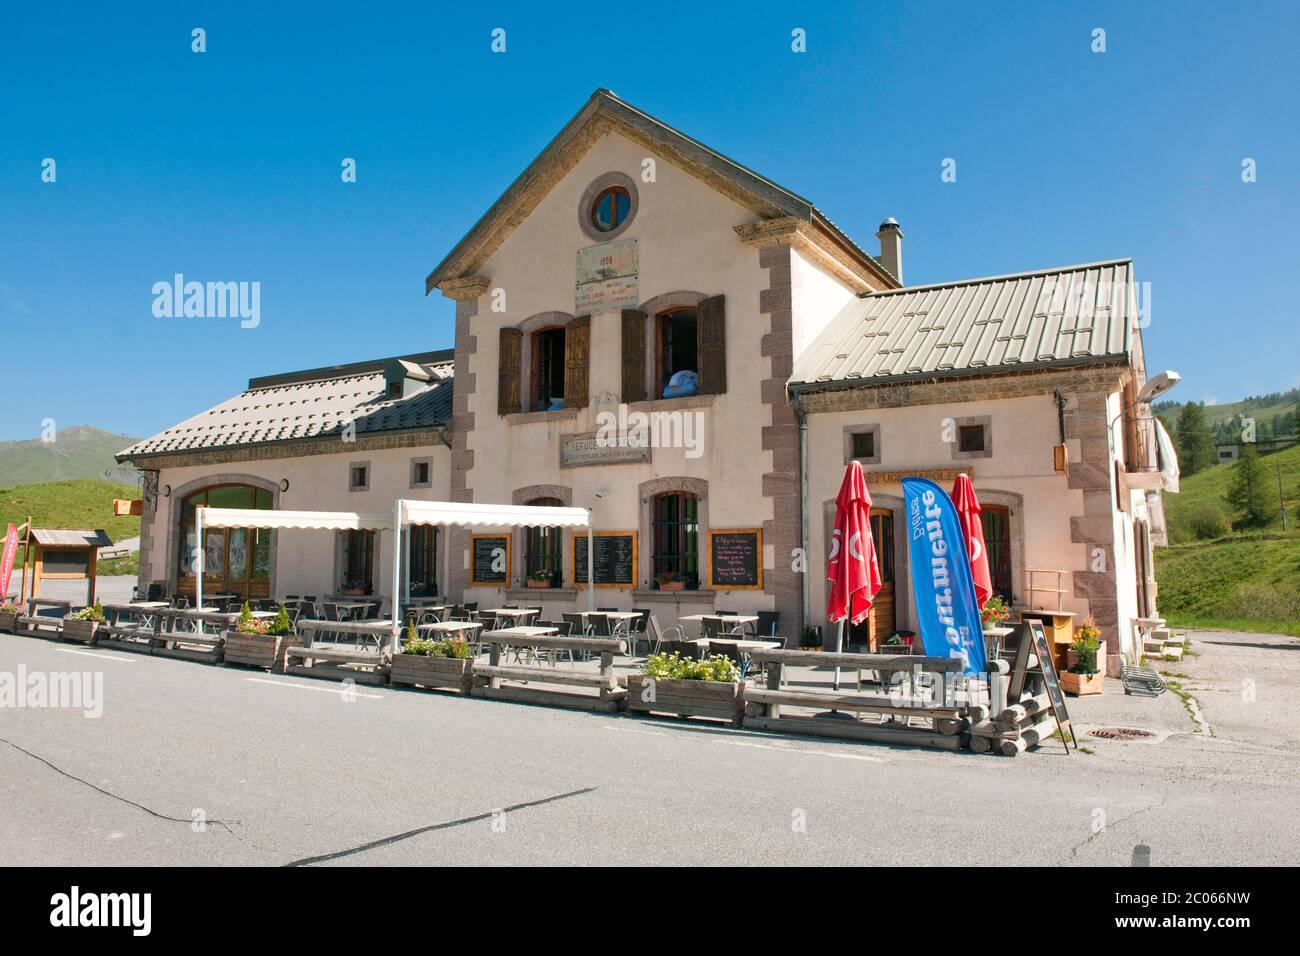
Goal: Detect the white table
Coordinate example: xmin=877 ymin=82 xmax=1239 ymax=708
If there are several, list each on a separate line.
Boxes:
xmin=482 ymin=608 xmax=540 ymax=625
xmin=326 ymin=599 xmax=379 ymax=622
xmin=686 ymin=636 xmax=780 ymax=654
xmin=679 ymin=613 xmax=760 ymax=637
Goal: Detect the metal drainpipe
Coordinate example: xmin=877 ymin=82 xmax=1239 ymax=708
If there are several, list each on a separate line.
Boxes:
xmin=794 ymin=389 xmax=810 ymax=635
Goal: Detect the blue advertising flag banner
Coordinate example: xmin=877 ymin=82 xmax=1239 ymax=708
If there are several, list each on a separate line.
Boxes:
xmin=902 ymin=477 xmax=988 ymax=677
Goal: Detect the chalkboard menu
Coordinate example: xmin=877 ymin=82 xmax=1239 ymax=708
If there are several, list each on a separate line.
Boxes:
xmin=1025 ymin=619 xmax=1076 ymax=752
xmin=470 ymin=535 xmax=510 ymax=586
xmin=572 ymin=532 xmax=636 ymax=588
xmin=708 ymin=529 xmax=762 ymax=590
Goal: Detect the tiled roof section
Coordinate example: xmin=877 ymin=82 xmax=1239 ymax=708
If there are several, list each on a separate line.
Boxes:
xmin=31 ymin=529 xmax=114 ymax=548
xmin=118 ymin=353 xmax=454 ymax=460
xmin=790 ymin=258 xmax=1136 ymax=389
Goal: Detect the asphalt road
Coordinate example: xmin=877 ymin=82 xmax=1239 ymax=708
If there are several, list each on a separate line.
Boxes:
xmin=2 ymin=628 xmax=1297 ymax=866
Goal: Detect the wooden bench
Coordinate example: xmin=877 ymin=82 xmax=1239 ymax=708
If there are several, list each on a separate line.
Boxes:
xmin=95 ymin=604 xmax=164 ymax=655
xmin=742 ymin=649 xmax=982 ymax=750
xmin=473 ymin=632 xmax=627 ymax=713
xmin=283 ymin=621 xmax=395 ymax=684
xmin=150 ymin=608 xmax=230 ymax=663
xmin=15 ymin=599 xmax=72 ymax=639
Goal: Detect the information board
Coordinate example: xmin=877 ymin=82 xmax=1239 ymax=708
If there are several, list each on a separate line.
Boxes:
xmin=572 ymin=532 xmax=636 ymax=588
xmin=470 ymin=535 xmax=510 ymax=586
xmin=708 ymin=529 xmax=762 ymax=590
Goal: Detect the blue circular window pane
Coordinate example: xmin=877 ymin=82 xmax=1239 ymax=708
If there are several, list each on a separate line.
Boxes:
xmin=615 ymin=191 xmax=630 ymax=223
xmin=595 ymin=193 xmax=614 ymax=230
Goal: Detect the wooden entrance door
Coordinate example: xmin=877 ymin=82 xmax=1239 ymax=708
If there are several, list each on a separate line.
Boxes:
xmin=867 ymin=509 xmax=896 ymax=649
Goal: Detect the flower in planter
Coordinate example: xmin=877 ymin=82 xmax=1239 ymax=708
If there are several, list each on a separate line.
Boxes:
xmin=0 ymin=602 xmax=22 ymax=614
xmin=66 ymin=600 xmax=106 ymax=623
xmin=1069 ymin=617 xmax=1102 ymax=675
xmin=980 ymin=595 xmax=1010 ymax=629
xmin=235 ymin=601 xmax=268 ymax=635
xmin=641 ymin=651 xmax=739 ymax=683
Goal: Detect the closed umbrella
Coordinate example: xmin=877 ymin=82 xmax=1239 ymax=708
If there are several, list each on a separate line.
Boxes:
xmin=826 ymin=461 xmax=882 ymax=691
xmin=950 ymin=473 xmax=992 ymax=609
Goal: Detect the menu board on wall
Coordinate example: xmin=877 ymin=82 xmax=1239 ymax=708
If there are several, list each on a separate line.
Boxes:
xmin=470 ymin=534 xmax=510 ymax=586
xmin=572 ymin=532 xmax=637 ymax=588
xmin=708 ymin=529 xmax=762 ymax=590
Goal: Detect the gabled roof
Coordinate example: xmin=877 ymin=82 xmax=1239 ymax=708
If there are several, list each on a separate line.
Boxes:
xmin=790 ymin=258 xmax=1136 ymax=390
xmin=425 ymin=88 xmax=895 ymax=292
xmin=31 ymin=529 xmax=113 ymax=548
xmin=117 ymin=351 xmax=454 ymax=462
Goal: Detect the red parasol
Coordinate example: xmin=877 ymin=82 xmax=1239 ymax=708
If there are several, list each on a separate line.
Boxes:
xmin=951 ymin=473 xmax=992 ymax=609
xmin=826 ymin=461 xmax=882 ymax=625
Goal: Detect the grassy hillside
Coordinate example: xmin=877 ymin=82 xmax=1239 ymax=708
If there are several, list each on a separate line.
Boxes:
xmin=0 ymin=425 xmax=140 ymax=487
xmin=0 ymin=480 xmax=141 ymax=558
xmin=1154 ymin=532 xmax=1300 ymax=637
xmin=1164 ymin=442 xmax=1300 ymax=543
xmin=1155 ymin=389 xmax=1299 ymax=431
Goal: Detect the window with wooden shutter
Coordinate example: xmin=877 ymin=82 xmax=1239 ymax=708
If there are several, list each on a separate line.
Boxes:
xmin=696 ymin=294 xmax=726 ymax=394
xmin=621 ymin=309 xmax=647 ymax=403
xmin=498 ymin=327 xmax=522 ymax=415
xmin=564 ymin=314 xmax=591 ymax=409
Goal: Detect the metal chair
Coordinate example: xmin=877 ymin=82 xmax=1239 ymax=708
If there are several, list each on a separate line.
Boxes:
xmin=562 ymin=612 xmax=589 ymax=636
xmin=755 ymin=611 xmax=780 ymax=639
xmin=646 ymin=615 xmax=685 ymax=656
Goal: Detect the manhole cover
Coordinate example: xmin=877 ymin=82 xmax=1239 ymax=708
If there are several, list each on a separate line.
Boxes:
xmin=1089 ymin=727 xmax=1155 ymax=740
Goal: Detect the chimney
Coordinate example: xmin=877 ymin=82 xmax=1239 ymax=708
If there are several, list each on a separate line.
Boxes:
xmin=875 ymin=218 xmax=904 ymax=285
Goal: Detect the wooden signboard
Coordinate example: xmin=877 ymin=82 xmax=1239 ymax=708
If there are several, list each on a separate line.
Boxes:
xmin=1025 ymin=619 xmax=1076 ymax=753
xmin=470 ymin=534 xmax=510 ymax=586
xmin=708 ymin=528 xmax=762 ymax=590
xmin=572 ymin=532 xmax=636 ymax=588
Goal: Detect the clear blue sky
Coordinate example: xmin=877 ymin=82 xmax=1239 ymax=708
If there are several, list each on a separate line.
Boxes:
xmin=2 ymin=1 xmax=1296 ymax=442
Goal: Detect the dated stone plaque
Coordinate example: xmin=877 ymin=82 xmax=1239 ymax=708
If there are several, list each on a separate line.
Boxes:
xmin=560 ymin=432 xmax=650 ymax=469
xmin=576 ymin=238 xmax=639 ymax=313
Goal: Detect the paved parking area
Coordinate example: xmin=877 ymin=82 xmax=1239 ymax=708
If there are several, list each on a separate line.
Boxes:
xmin=1 ymin=627 xmax=1297 ymax=866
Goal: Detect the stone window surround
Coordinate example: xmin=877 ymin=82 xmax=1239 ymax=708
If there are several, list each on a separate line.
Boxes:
xmin=511 ymin=484 xmax=574 ymax=588
xmin=333 ymin=528 xmax=379 ymax=596
xmin=160 ymin=473 xmax=281 ymax=597
xmin=950 ymin=415 xmax=993 ymax=461
xmin=842 ymin=423 xmax=882 ymax=465
xmin=409 ymin=456 xmax=433 ymax=489
xmin=638 ymin=475 xmax=708 ymax=590
xmin=348 ymin=460 xmax=371 ymax=492
xmin=637 ymin=290 xmax=708 ymax=401
xmin=512 ymin=311 xmax=579 ymax=415
xmin=578 ymin=171 xmax=640 ymax=242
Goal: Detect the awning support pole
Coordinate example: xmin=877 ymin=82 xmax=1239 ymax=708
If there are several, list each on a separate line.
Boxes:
xmin=195 ymin=506 xmax=204 ymax=611
xmin=391 ymin=499 xmax=402 ymax=648
xmin=586 ymin=511 xmax=594 ymax=614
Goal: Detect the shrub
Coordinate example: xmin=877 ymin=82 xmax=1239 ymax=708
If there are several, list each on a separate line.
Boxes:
xmin=0 ymin=602 xmax=22 ymax=614
xmin=267 ymin=604 xmax=293 ymax=637
xmin=641 ymin=651 xmax=739 ymax=683
xmin=1185 ymin=502 xmax=1228 ymax=540
xmin=235 ymin=601 xmax=267 ymax=635
xmin=1216 ymin=582 xmax=1300 ymax=622
xmin=402 ymin=621 xmax=471 ymax=659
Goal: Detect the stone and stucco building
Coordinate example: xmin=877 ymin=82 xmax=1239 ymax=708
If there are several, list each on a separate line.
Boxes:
xmin=118 ymin=89 xmax=1172 ymax=673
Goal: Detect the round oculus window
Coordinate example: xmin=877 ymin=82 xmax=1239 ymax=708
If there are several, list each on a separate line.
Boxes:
xmin=591 ymin=185 xmax=631 ymax=233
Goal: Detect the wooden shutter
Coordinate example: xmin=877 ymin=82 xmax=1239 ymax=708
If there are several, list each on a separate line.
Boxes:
xmin=498 ymin=327 xmax=522 ymax=415
xmin=565 ymin=315 xmax=591 ymax=409
xmin=697 ymin=294 xmax=727 ymax=394
xmin=621 ymin=309 xmax=647 ymax=404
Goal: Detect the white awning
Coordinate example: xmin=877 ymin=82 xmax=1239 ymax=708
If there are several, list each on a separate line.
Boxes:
xmin=196 ymin=507 xmax=394 ymax=531
xmin=398 ymin=499 xmax=591 ymax=529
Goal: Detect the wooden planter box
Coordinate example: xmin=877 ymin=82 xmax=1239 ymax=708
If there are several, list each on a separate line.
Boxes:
xmin=1061 ymin=671 xmax=1104 ymax=696
xmin=223 ymin=631 xmax=299 ymax=670
xmin=62 ymin=618 xmax=100 ymax=644
xmin=391 ymin=653 xmax=474 ymax=693
xmin=526 ymin=579 xmax=553 ymax=589
xmin=0 ymin=610 xmax=20 ymax=633
xmin=656 ymin=580 xmax=685 ymax=592
xmin=626 ymin=675 xmax=746 ymax=726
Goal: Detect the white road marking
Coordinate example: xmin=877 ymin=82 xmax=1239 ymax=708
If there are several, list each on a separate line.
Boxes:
xmin=604 ymin=724 xmax=885 ymax=763
xmin=245 ymin=677 xmax=383 ymax=699
xmin=55 ymin=648 xmax=137 ymax=663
